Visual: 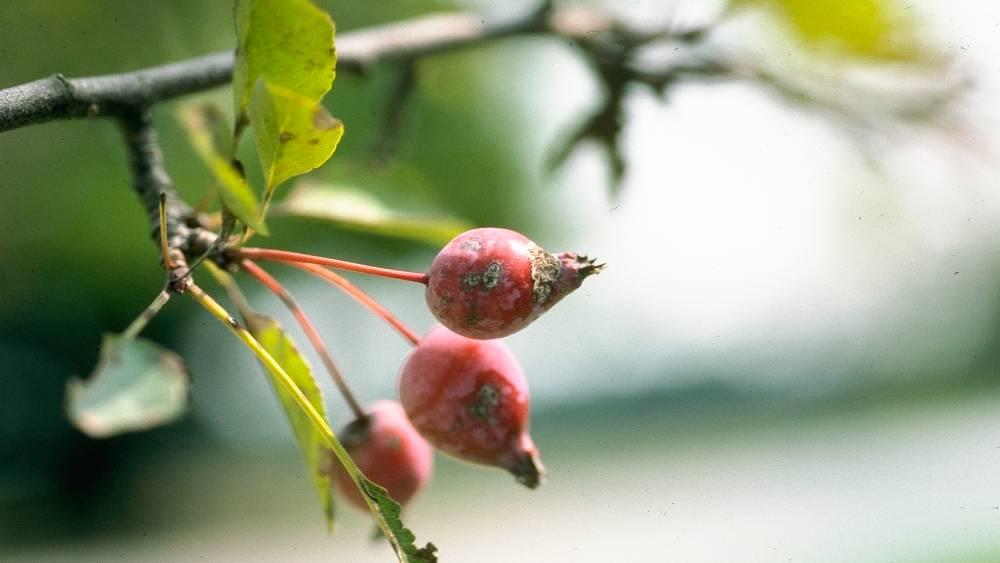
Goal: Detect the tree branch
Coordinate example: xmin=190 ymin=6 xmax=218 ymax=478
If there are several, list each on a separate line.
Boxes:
xmin=118 ymin=108 xmax=215 ymax=284
xmin=0 ymin=3 xmax=688 ymax=133
xmin=0 ymin=53 xmax=234 ymax=133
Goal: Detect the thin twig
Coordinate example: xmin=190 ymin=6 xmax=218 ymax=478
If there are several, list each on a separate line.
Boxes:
xmin=121 ymin=289 xmax=172 ymax=340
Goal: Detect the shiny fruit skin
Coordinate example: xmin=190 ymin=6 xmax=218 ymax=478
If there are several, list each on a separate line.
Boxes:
xmin=398 ymin=324 xmax=544 ymax=488
xmin=425 ymin=228 xmax=555 ymax=339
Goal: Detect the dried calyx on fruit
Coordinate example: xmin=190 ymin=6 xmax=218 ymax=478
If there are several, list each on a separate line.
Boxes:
xmin=425 ymin=227 xmax=603 ymax=339
xmin=334 ymin=401 xmax=434 ymax=510
xmin=398 ymin=324 xmax=545 ymax=488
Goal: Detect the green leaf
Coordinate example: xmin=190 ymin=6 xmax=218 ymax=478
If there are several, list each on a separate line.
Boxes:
xmin=177 ymin=105 xmax=269 ymax=234
xmin=246 ymin=313 xmax=334 ymax=529
xmin=233 ymin=0 xmax=336 ymax=116
xmin=737 ymin=0 xmax=923 ymax=61
xmin=250 ymin=80 xmax=345 ymax=201
xmin=66 ymin=335 xmax=190 ymax=438
xmin=271 ymin=181 xmax=472 ymax=246
xmin=359 ymin=477 xmax=438 ymax=563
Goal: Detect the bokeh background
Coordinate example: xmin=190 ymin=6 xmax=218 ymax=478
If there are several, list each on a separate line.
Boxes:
xmin=3 ymin=1 xmax=1000 ymax=561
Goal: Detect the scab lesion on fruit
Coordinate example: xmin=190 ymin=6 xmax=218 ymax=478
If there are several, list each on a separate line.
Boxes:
xmin=461 ymin=261 xmax=503 ymax=291
xmin=528 ymin=245 xmax=562 ymax=305
xmin=468 ymin=384 xmax=500 ymax=424
xmin=482 ymin=262 xmax=502 ymax=289
xmin=462 ymin=272 xmax=482 ymax=288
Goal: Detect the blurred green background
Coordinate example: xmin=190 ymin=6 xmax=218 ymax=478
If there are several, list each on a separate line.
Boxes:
xmin=3 ymin=1 xmax=1000 ymax=561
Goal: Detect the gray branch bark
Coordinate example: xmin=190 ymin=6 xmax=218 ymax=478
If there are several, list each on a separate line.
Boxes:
xmin=0 ymin=3 xmax=659 ymax=133
xmin=118 ymin=109 xmax=214 ymax=277
xmin=0 ymin=53 xmax=234 ymax=132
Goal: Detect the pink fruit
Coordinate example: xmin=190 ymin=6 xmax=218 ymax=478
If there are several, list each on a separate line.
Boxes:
xmin=398 ymin=324 xmax=545 ymax=488
xmin=425 ymin=227 xmax=603 ymax=339
xmin=335 ymin=400 xmax=434 ymax=510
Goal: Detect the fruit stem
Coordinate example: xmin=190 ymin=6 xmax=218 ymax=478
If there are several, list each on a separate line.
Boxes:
xmin=235 ymin=247 xmax=430 ymax=285
xmin=122 ymin=289 xmax=171 ymax=340
xmin=240 ymin=259 xmax=366 ymax=420
xmin=185 ymin=282 xmax=404 ymax=546
xmin=290 ymin=262 xmax=422 ymax=347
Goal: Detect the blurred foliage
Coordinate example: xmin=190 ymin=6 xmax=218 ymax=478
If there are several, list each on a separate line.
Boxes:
xmin=271 ymin=180 xmax=472 ymax=246
xmin=735 ymin=0 xmax=924 ymax=61
xmin=65 ymin=333 xmax=190 ymax=439
xmin=178 ymin=103 xmax=267 ymax=233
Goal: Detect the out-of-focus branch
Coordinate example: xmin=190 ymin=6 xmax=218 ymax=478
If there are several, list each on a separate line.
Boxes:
xmin=0 ymin=1 xmax=963 ymax=243
xmin=0 ymin=3 xmax=700 ymax=133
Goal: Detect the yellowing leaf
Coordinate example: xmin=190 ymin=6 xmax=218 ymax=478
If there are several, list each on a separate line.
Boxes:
xmin=177 ymin=104 xmax=269 ymax=234
xmin=250 ymin=80 xmax=344 ymax=202
xmin=233 ymin=0 xmax=336 ymax=115
xmin=66 ymin=335 xmax=190 ymax=438
xmin=246 ymin=313 xmax=334 ymax=529
xmin=272 ymin=182 xmax=471 ymax=246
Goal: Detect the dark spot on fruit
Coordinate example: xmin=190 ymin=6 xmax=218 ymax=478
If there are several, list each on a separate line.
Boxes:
xmin=466 ymin=313 xmax=480 ymax=326
xmin=279 ymin=132 xmax=295 ymax=144
xmin=308 ymin=138 xmax=320 ymax=145
xmin=462 ymin=272 xmax=482 ymax=288
xmin=482 ymin=262 xmax=502 ymax=289
xmin=468 ymin=384 xmax=500 ymax=423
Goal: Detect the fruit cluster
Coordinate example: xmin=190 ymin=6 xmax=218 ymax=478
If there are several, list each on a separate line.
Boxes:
xmin=236 ymin=227 xmax=602 ymax=511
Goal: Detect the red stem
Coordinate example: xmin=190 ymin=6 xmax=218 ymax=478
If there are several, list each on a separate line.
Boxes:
xmin=240 ymin=259 xmax=366 ymax=420
xmin=236 ymin=247 xmax=430 ymax=285
xmin=291 ymin=262 xmax=421 ymax=348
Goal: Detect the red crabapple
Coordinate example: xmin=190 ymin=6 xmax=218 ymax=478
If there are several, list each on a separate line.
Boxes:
xmin=398 ymin=324 xmax=545 ymax=488
xmin=425 ymin=227 xmax=603 ymax=339
xmin=335 ymin=400 xmax=434 ymax=510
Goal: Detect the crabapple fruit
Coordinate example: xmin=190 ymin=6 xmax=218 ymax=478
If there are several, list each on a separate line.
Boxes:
xmin=398 ymin=324 xmax=545 ymax=488
xmin=425 ymin=227 xmax=603 ymax=339
xmin=335 ymin=400 xmax=434 ymax=510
